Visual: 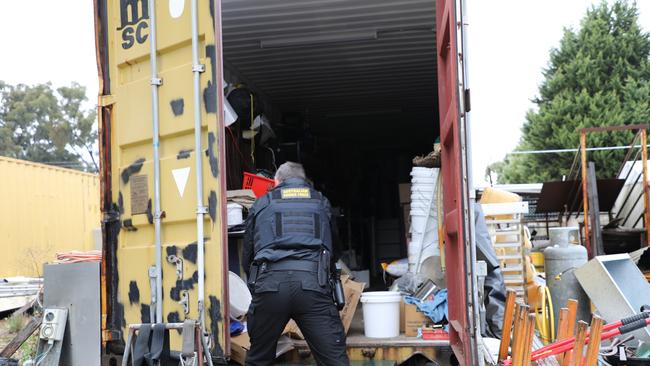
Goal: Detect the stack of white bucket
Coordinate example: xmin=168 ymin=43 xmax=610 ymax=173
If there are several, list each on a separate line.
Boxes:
xmin=408 ymin=167 xmax=440 ymax=272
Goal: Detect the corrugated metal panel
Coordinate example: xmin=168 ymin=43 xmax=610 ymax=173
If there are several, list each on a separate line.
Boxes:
xmin=96 ymin=0 xmax=230 ymax=356
xmin=222 ymin=0 xmax=437 ymax=119
xmin=0 ymin=156 xmax=100 ymax=277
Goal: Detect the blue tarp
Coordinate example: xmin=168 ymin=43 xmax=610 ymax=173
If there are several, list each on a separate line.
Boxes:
xmin=404 ymin=289 xmax=448 ymax=331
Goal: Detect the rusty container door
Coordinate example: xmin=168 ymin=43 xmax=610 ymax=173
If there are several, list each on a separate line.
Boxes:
xmin=94 ymin=0 xmax=229 ymax=359
xmin=436 ymin=0 xmax=481 ymax=364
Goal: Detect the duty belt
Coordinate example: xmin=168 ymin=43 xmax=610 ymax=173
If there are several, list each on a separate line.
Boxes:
xmin=265 ymin=259 xmax=319 ymax=272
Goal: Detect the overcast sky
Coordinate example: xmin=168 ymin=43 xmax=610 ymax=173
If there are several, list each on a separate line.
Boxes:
xmin=1 ymin=1 xmax=649 ymax=187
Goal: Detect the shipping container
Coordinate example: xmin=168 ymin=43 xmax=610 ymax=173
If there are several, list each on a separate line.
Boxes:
xmin=0 ymin=156 xmax=100 ymax=277
xmin=95 ymin=0 xmax=477 ymax=364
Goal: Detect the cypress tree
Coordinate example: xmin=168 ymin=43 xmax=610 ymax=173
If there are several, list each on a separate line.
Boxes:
xmin=495 ymin=1 xmax=650 ymax=183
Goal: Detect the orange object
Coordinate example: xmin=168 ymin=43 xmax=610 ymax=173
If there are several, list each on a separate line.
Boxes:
xmin=243 ymin=172 xmax=276 ymax=197
xmin=498 ymin=290 xmax=517 ymax=362
xmin=422 ymin=328 xmax=449 ymax=341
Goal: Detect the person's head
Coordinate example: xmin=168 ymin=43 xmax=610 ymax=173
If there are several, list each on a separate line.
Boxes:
xmin=274 ymin=162 xmax=306 ymax=184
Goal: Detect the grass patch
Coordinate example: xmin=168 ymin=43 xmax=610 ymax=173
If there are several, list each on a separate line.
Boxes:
xmin=6 ymin=314 xmax=25 ymax=334
xmin=18 ymin=333 xmax=38 ymax=360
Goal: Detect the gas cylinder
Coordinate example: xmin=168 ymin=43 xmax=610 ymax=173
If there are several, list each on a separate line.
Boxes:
xmin=544 ymin=236 xmax=590 ymax=332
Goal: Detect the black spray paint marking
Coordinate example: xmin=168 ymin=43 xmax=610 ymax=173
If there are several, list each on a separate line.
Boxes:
xmin=121 ymin=158 xmax=145 ymax=184
xmin=177 ymin=149 xmax=192 ymax=160
xmin=146 ymin=199 xmax=153 ymax=224
xmin=105 ymin=211 xmax=125 ymax=341
xmin=170 ymin=271 xmax=198 ymax=302
xmin=140 ymin=303 xmax=151 ymax=324
xmin=167 ymin=312 xmax=183 ymax=334
xmin=208 ymin=191 xmax=217 ymax=222
xmin=170 ymin=98 xmax=184 ymax=116
xmin=122 ymin=219 xmax=137 ymax=232
xmin=128 ymin=281 xmax=140 ymax=305
xmin=114 ymin=302 xmax=126 ymax=331
xmin=182 ymin=243 xmax=197 ymax=264
xmin=117 ymin=192 xmax=124 ymax=214
xmin=203 ymin=45 xmax=217 ymax=114
xmin=166 ymin=245 xmax=178 ymax=257
xmin=207 ymin=132 xmax=219 ymax=178
xmin=209 ymin=296 xmax=224 ymax=357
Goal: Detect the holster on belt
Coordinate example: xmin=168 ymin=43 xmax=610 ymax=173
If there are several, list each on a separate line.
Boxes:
xmin=318 ymin=250 xmax=330 ymax=287
xmin=248 ymin=263 xmax=260 ymax=287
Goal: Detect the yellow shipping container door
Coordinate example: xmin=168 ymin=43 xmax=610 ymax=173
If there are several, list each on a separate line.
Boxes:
xmin=95 ymin=0 xmax=229 ymax=359
xmin=0 ymin=157 xmax=100 ymax=277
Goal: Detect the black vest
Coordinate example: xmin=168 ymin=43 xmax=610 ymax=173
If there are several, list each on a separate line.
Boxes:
xmin=253 ymin=178 xmax=333 ymax=262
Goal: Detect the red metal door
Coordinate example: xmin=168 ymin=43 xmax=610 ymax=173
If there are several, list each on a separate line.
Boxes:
xmin=436 ymin=0 xmax=479 ymax=365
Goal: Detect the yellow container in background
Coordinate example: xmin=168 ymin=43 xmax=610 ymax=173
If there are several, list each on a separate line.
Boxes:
xmin=0 ymin=156 xmax=100 ymax=277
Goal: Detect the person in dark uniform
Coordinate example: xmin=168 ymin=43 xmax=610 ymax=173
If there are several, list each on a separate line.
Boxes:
xmin=242 ymin=162 xmax=350 ymax=366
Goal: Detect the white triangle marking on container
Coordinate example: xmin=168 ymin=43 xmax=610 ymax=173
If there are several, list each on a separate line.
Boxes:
xmin=172 ymin=167 xmax=191 ymax=197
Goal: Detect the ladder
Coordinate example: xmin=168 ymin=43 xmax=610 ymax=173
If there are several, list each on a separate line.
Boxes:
xmin=481 ymin=202 xmax=530 ymax=302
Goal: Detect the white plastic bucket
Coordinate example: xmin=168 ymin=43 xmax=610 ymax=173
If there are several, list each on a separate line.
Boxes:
xmin=228 ymin=271 xmax=252 ymax=320
xmin=411 ymin=232 xmax=438 ymax=247
xmin=410 ymin=200 xmax=437 ymax=209
xmin=360 ymin=291 xmax=401 ymax=338
xmin=411 ymin=177 xmax=437 ymax=184
xmin=411 ymin=187 xmax=436 ymax=196
xmin=227 ymin=203 xmax=243 ymax=226
xmin=410 ymin=208 xmax=435 ymax=218
xmin=412 ymin=177 xmax=436 ymax=182
xmin=411 ymin=167 xmax=438 ymax=177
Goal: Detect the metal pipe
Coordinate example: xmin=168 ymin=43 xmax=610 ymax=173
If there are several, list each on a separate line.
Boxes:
xmin=615 ymin=132 xmax=641 ymax=179
xmin=190 ymin=0 xmax=207 ymax=330
xmin=147 ymin=0 xmax=163 ymax=324
xmin=580 ymin=133 xmax=591 ymax=254
xmin=642 ymin=130 xmax=650 ymax=244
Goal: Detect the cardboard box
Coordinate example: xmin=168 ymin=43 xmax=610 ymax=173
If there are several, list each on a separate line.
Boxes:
xmin=230 ymin=332 xmax=294 ymax=365
xmin=230 ymin=332 xmax=250 ymax=365
xmin=398 ymin=183 xmax=411 ymax=204
xmin=283 ymin=275 xmax=365 ymax=339
xmin=404 ymin=303 xmax=430 ymax=337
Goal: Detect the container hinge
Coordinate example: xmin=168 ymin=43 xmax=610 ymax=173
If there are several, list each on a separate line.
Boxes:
xmin=166 ymin=254 xmax=184 ymax=280
xmin=192 ymin=64 xmax=205 ymax=73
xmin=180 ymin=290 xmax=190 ymax=314
xmin=99 ymin=94 xmax=115 ymax=107
xmin=102 ymin=329 xmax=122 ymax=342
xmin=464 ymin=88 xmax=471 ymax=112
xmin=150 ymin=77 xmax=163 ymax=86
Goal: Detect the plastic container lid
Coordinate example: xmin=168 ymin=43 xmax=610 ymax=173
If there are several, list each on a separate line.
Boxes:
xmin=360 ymin=291 xmax=402 ymax=303
xmin=228 ymin=271 xmax=252 ymax=320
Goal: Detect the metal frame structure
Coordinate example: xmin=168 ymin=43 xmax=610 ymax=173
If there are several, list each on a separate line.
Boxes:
xmin=436 ymin=0 xmax=482 ymax=364
xmin=579 ymin=124 xmax=650 ymax=255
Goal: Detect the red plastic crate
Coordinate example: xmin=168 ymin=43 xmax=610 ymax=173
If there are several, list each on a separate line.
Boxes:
xmin=243 ymin=172 xmax=275 ymax=198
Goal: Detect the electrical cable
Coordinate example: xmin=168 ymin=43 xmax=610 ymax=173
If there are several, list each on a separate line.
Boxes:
xmin=546 ymin=286 xmax=555 ymax=342
xmin=35 ymin=342 xmax=54 ymax=366
xmin=55 ymin=250 xmax=101 ymax=263
xmin=226 ymin=126 xmax=246 ymax=164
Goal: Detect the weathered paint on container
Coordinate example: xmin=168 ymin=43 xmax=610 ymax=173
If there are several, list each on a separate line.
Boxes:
xmin=0 ymin=156 xmax=100 ymax=277
xmin=94 ymin=0 xmax=229 ymax=359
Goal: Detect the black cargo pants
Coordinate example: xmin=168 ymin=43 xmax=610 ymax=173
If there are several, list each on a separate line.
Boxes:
xmin=245 ymin=269 xmax=349 ymax=366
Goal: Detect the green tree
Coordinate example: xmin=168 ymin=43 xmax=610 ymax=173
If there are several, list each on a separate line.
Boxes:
xmin=494 ymin=1 xmax=650 ymax=183
xmin=0 ymin=81 xmax=97 ymax=172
